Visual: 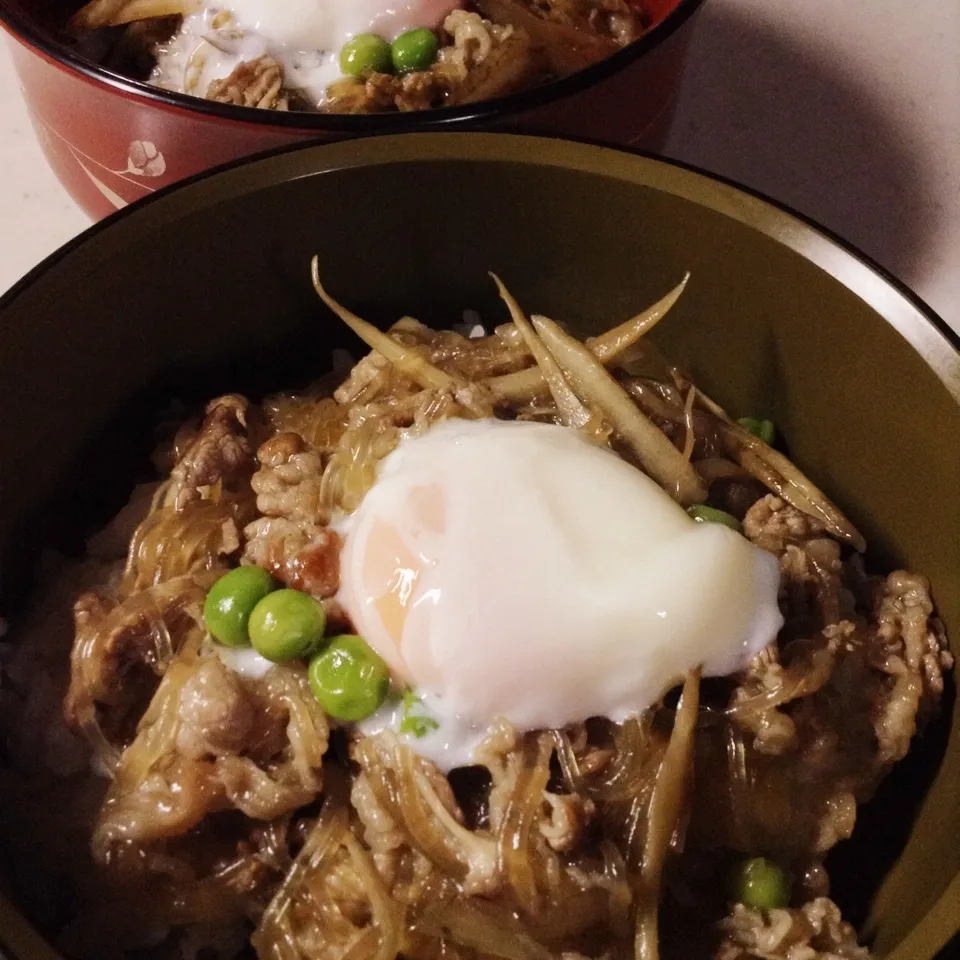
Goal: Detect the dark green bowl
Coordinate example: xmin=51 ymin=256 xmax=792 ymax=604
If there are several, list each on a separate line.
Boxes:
xmin=0 ymin=133 xmax=957 ymax=960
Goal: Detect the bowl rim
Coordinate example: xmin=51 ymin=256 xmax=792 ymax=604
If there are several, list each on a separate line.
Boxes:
xmin=0 ymin=130 xmax=957 ymax=960
xmin=0 ymin=0 xmax=705 ymax=132
xmin=2 ymin=128 xmax=956 ymax=393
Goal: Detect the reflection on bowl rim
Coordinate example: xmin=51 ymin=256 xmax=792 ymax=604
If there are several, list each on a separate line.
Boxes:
xmin=0 ymin=132 xmax=956 ymax=960
xmin=0 ymin=0 xmax=706 ymax=131
xmin=2 ymin=129 xmax=956 ymax=386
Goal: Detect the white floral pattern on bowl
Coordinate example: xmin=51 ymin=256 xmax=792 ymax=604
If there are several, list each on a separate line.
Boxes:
xmin=31 ymin=115 xmax=167 ymax=210
xmin=117 ymin=140 xmax=166 ymax=178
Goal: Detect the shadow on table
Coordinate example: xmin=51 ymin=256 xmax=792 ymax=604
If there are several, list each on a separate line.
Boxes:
xmin=663 ymin=3 xmax=943 ymax=296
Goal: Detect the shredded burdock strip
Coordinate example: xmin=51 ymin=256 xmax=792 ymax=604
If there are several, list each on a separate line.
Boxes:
xmin=635 ymin=670 xmax=701 ymax=960
xmin=488 ymin=274 xmax=689 ymax=402
xmin=312 ymin=258 xmax=457 ymax=392
xmin=491 ymin=274 xmax=599 ymax=432
xmin=531 ymin=313 xmax=707 ymax=504
xmin=692 ymin=386 xmax=865 ymax=550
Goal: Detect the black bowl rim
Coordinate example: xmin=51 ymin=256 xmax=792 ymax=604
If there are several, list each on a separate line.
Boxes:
xmin=1 ymin=128 xmax=956 ymax=391
xmin=0 ymin=0 xmax=705 ymax=132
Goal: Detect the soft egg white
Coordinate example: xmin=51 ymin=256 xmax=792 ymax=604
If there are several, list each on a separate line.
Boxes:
xmin=154 ymin=0 xmax=460 ymax=108
xmin=226 ymin=0 xmax=457 ymax=51
xmin=338 ymin=419 xmax=783 ymax=769
xmin=215 ymin=644 xmax=274 ymax=679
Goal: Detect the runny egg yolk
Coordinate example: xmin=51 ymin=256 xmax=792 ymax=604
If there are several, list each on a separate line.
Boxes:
xmin=337 ymin=418 xmax=783 ymax=763
xmin=364 ymin=491 xmax=444 ymax=690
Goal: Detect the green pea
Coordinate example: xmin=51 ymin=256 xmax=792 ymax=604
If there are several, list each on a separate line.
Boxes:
xmin=308 ymin=635 xmax=390 ymax=722
xmin=390 ymin=28 xmax=439 ymax=74
xmin=248 ymin=589 xmax=326 ymax=663
xmin=729 ymin=857 xmax=791 ymax=910
xmin=400 ymin=690 xmax=440 ymax=738
xmin=340 ymin=34 xmax=393 ymax=77
xmin=203 ymin=566 xmax=276 ymax=648
xmin=687 ymin=504 xmax=742 ymax=532
xmin=738 ymin=417 xmax=776 ymax=445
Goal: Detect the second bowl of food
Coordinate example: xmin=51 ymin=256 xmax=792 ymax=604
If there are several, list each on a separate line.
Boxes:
xmin=0 ymin=0 xmax=703 ymax=218
xmin=0 ymin=133 xmax=956 ymax=960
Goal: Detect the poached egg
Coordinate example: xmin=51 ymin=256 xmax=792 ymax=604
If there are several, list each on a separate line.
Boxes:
xmin=225 ymin=0 xmax=457 ymax=51
xmin=154 ymin=0 xmax=459 ymax=106
xmin=337 ymin=418 xmax=782 ymax=769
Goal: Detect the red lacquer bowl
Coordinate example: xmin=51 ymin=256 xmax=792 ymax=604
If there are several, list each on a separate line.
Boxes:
xmin=0 ymin=0 xmax=704 ymax=220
